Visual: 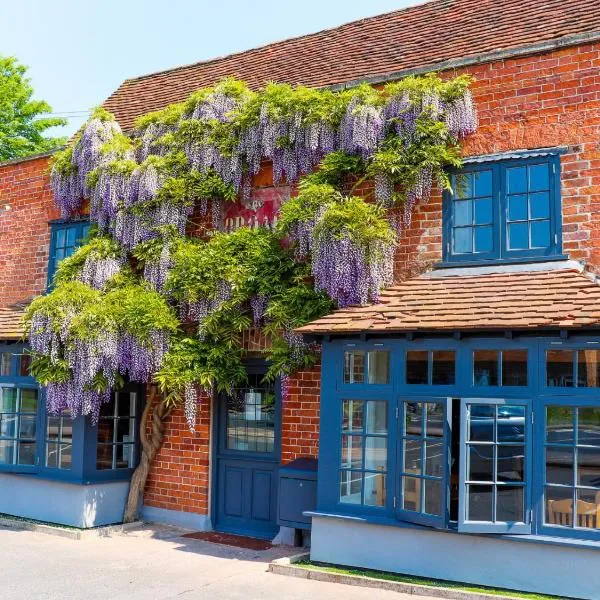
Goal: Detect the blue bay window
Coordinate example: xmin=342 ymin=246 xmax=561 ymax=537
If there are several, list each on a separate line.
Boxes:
xmin=47 ymin=220 xmax=90 ymax=286
xmin=443 ymin=151 xmax=564 ymax=265
xmin=319 ymin=336 xmax=600 ymax=545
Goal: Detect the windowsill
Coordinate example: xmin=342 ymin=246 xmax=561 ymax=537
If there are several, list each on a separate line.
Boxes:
xmin=305 ymin=511 xmax=600 ymax=551
xmin=435 ymin=254 xmax=568 ymax=270
xmin=0 ymin=468 xmax=134 ymax=485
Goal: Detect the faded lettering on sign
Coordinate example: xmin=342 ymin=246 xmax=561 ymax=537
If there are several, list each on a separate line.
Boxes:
xmin=224 ymin=186 xmax=290 ymax=231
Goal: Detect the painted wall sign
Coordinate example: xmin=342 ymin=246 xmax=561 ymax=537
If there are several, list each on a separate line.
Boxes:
xmin=224 ymin=186 xmax=290 ymax=231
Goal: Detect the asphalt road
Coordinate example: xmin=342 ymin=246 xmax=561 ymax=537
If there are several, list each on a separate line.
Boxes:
xmin=0 ymin=524 xmax=428 ymax=600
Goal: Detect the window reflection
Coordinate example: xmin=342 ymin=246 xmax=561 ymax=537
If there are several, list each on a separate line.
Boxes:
xmin=344 ymin=350 xmax=390 ymax=385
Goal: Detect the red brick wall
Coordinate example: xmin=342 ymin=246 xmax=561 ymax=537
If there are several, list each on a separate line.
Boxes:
xmin=0 ymin=155 xmax=58 ymax=307
xmin=130 ymin=43 xmax=600 ymax=518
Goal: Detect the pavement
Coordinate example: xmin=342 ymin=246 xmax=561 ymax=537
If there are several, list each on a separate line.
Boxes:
xmin=0 ymin=523 xmax=434 ymax=600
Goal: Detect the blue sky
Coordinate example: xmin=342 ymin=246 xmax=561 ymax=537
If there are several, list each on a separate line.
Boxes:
xmin=3 ymin=1 xmax=416 ymax=137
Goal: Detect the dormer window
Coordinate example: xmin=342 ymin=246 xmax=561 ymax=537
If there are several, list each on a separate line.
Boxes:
xmin=443 ymin=152 xmax=563 ymax=264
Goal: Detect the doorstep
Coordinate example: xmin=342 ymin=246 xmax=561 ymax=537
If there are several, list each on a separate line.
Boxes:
xmin=268 ymin=554 xmax=531 ymax=600
xmin=0 ymin=514 xmax=144 ymax=540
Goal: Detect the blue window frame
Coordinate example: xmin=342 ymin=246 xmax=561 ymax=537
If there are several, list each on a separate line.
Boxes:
xmin=47 ymin=220 xmax=90 ymax=286
xmin=443 ymin=152 xmax=563 ymax=265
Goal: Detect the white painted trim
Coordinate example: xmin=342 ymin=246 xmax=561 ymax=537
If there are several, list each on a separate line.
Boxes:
xmin=140 ymin=505 xmax=211 ymax=531
xmin=424 ymin=259 xmax=583 ymax=278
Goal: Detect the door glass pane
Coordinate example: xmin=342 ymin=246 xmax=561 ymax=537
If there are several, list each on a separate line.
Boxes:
xmin=340 ymin=471 xmax=362 ymax=504
xmin=578 ymin=351 xmax=600 ymax=388
xmin=367 ymin=350 xmax=389 ymax=384
xmin=497 ymin=446 xmax=525 ymax=482
xmin=365 ymin=437 xmax=386 ymax=471
xmin=404 ymin=402 xmax=423 ymax=436
xmin=425 ymin=403 xmax=445 ymax=438
xmin=468 ymin=405 xmax=495 ymax=442
xmin=344 ymin=351 xmax=365 ymax=384
xmin=424 ymin=479 xmax=442 ymax=516
xmin=496 ymin=487 xmax=524 ymax=522
xmin=502 ymin=350 xmax=528 ymax=386
xmin=547 ymin=350 xmax=574 ymax=387
xmin=366 ymin=401 xmax=386 ymax=434
xmin=576 ymin=489 xmax=600 ymax=529
xmin=432 ymin=351 xmax=455 ymax=385
xmin=364 ymin=471 xmax=386 ymax=507
xmin=546 ymin=486 xmax=574 ymax=526
xmin=546 ymin=446 xmax=574 ymax=485
xmin=468 ymin=445 xmax=494 ymax=482
xmin=578 ymin=407 xmax=600 ymax=446
xmin=474 ymin=350 xmax=498 ymax=386
xmin=342 ymin=400 xmax=363 ymax=433
xmin=402 ymin=477 xmax=421 ymax=512
xmin=406 ymin=351 xmax=428 ymax=385
xmin=546 ymin=406 xmax=574 ymax=444
xmin=226 ymin=383 xmax=276 ymax=453
xmin=341 ymin=435 xmax=363 ymax=469
xmin=497 ymin=405 xmax=525 ymax=442
xmin=577 ymin=447 xmax=600 ymax=488
xmin=468 ymin=485 xmax=494 ymax=521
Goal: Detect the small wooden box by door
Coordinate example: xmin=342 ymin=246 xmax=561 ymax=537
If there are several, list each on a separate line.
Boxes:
xmin=278 ymin=457 xmax=317 ymax=530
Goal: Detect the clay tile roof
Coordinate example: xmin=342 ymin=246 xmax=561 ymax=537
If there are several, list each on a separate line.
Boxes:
xmin=103 ymin=0 xmax=600 ymax=131
xmin=0 ymin=308 xmax=25 ymax=341
xmin=297 ymin=267 xmax=600 ymax=335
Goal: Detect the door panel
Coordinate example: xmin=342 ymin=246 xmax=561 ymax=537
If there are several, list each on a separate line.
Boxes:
xmin=223 ymin=466 xmax=244 ymax=517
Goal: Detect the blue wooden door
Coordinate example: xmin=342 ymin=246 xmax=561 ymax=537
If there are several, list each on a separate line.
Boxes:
xmin=213 ymin=369 xmax=280 ymax=539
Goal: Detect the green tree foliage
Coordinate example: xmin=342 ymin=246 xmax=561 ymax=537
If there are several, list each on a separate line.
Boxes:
xmin=0 ymin=55 xmax=67 ymax=160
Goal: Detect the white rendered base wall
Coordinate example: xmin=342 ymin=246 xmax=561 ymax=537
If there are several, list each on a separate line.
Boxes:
xmin=140 ymin=504 xmax=211 ymax=531
xmin=310 ymin=515 xmax=600 ymax=600
xmin=0 ymin=473 xmax=129 ymax=528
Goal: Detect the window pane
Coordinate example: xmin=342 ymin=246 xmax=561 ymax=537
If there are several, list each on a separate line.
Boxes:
xmin=454 ymin=172 xmax=473 ymax=199
xmin=474 ymin=198 xmax=494 ymax=225
xmin=65 ymin=226 xmax=77 ymax=247
xmin=546 ymin=406 xmax=574 ymax=444
xmin=365 ymin=437 xmax=387 ymax=471
xmin=508 ymin=195 xmax=528 ymax=221
xmin=497 ymin=446 xmax=525 ymax=482
xmin=55 ymin=228 xmax=66 ymax=247
xmin=497 ymin=405 xmax=525 ymax=443
xmin=342 ymin=400 xmax=363 ymax=433
xmin=117 ymin=418 xmax=135 ymax=444
xmin=19 ymin=354 xmax=31 ymax=377
xmin=0 ymin=388 xmax=17 ymax=412
xmin=20 ymin=389 xmax=37 ymax=412
xmin=578 ymin=407 xmax=600 ymax=446
xmin=364 ymin=472 xmax=386 ymax=507
xmin=547 ymin=350 xmax=574 ymax=387
xmin=424 ymin=479 xmax=442 ymax=516
xmin=529 ymin=192 xmax=550 ymax=219
xmin=474 ymin=226 xmax=493 ymax=253
xmin=454 ymin=199 xmax=472 ymax=226
xmin=468 ymin=484 xmax=494 ymax=521
xmin=46 ymin=442 xmax=59 ymax=468
xmin=406 ymin=351 xmax=428 ymax=385
xmin=473 ymin=170 xmax=493 ymax=197
xmin=403 ymin=439 xmax=422 ymax=475
xmin=577 ymin=351 xmax=600 ymax=388
xmin=340 ymin=471 xmax=362 ymax=504
xmin=116 ymin=392 xmax=136 ymax=417
xmin=344 ymin=351 xmax=365 ymax=384
xmin=432 ymin=351 xmax=455 ymax=385
xmin=508 ymin=222 xmax=529 ymax=250
xmin=97 ymin=419 xmax=115 ymax=444
xmin=474 ymin=350 xmax=499 ymax=386
xmin=425 ymin=439 xmax=444 ymax=477
xmin=507 ymin=167 xmax=527 ymax=194
xmin=115 ymin=444 xmax=135 ymax=469
xmin=468 ymin=405 xmax=495 ymax=442
xmin=18 ymin=442 xmax=36 ymax=465
xmin=341 ymin=435 xmax=363 ymax=469
xmin=576 ymin=489 xmax=600 ymax=529
xmin=402 ymin=476 xmax=421 ymax=512
xmin=367 ymin=350 xmax=389 ymax=384
xmin=404 ymin=402 xmax=423 ymax=436
xmin=453 ymin=227 xmax=473 ymax=253
xmin=497 ymin=486 xmax=524 ymax=522
xmin=96 ymin=444 xmax=114 ymax=470
xmin=529 ymin=163 xmax=550 ymax=192
xmin=468 ymin=445 xmax=494 ymax=482
xmin=366 ymin=401 xmax=386 ymax=434
xmin=0 ymin=440 xmax=15 ymax=464
xmin=546 ymin=486 xmax=574 ymax=527
xmin=60 ymin=444 xmax=73 ymax=469
xmin=0 ymin=353 xmax=12 ymax=376
xmin=577 ymin=447 xmax=600 ymax=488
xmin=425 ymin=403 xmax=445 ymax=438
xmin=530 ymin=220 xmax=550 ymax=248
xmin=502 ymin=350 xmax=528 ymax=386
xmin=0 ymin=414 xmax=17 ymax=437
xmin=546 ymin=446 xmax=574 ymax=485
xmin=18 ymin=415 xmax=37 ymax=440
